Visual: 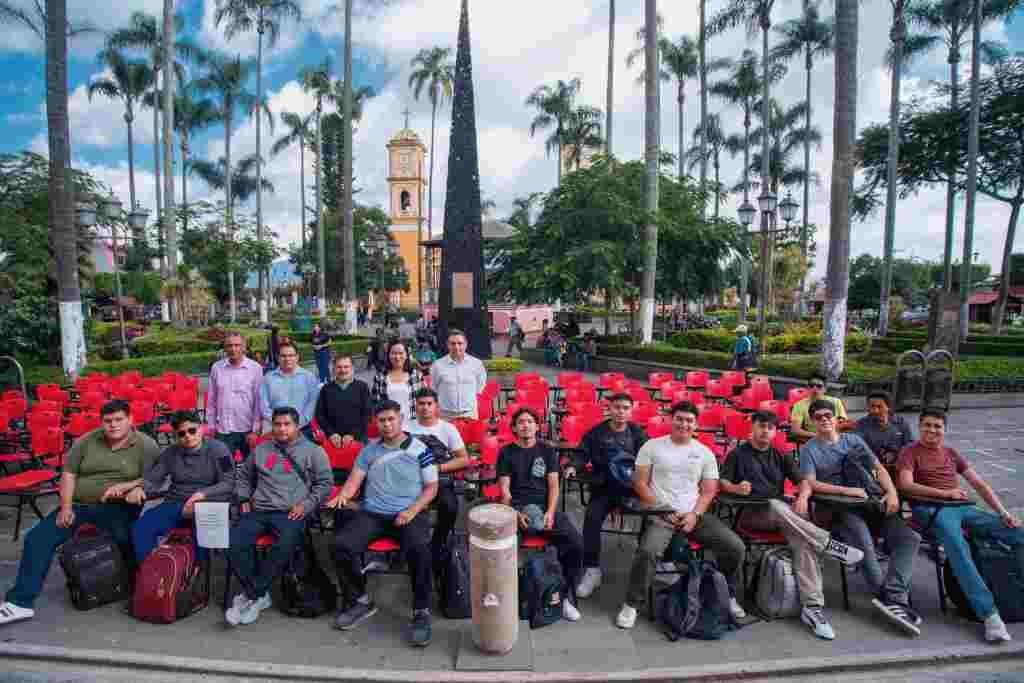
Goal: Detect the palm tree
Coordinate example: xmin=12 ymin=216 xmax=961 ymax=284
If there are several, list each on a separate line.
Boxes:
xmin=271 ymin=110 xmax=314 ymax=250
xmin=560 ymin=105 xmax=604 ymax=172
xmin=194 ymin=51 xmax=266 ymax=323
xmin=408 ymin=47 xmax=454 ymax=241
xmin=605 ymin=0 xmax=615 ymax=157
xmin=686 ymin=113 xmax=727 ymax=218
xmin=108 ymin=10 xmax=196 ymax=279
xmin=322 ymin=80 xmax=375 ymax=204
xmin=709 ymin=0 xmax=779 ymax=337
xmin=903 ymin=0 xmax=1015 ymax=290
xmin=214 ymin=0 xmax=302 ymax=324
xmin=712 ymin=49 xmax=784 ymax=320
xmin=699 ymin=0 xmax=708 ymax=199
xmin=339 ymin=0 xmax=357 ymax=329
xmin=823 ymin=0 xmax=858 ymax=381
xmin=161 ymin=0 xmax=176 ymax=298
xmin=173 ymin=88 xmax=219 ymax=235
xmin=526 ymin=78 xmax=582 ymax=186
xmin=640 ymin=0 xmax=659 ymax=344
xmin=771 ymin=1 xmax=833 ymax=317
xmin=300 ymin=58 xmax=332 ymax=317
xmin=87 ymin=49 xmax=154 ymax=240
xmin=190 ymin=153 xmax=275 ymax=204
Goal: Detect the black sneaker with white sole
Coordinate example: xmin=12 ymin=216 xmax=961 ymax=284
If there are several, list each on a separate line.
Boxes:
xmin=872 ymin=598 xmax=922 ymax=636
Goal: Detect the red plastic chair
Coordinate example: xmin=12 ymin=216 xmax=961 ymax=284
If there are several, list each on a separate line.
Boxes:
xmin=646 ymin=415 xmax=672 ymax=438
xmin=772 ymin=431 xmax=797 ymax=455
xmin=117 ymin=370 xmax=143 ymax=386
xmin=760 ymin=400 xmax=791 ymax=425
xmin=697 ymin=432 xmax=725 ymax=461
xmin=65 ymin=411 xmax=101 ymax=439
xmin=130 ymin=401 xmax=156 ymax=429
xmin=31 ymin=400 xmax=61 ymax=415
xmin=477 ymin=394 xmax=495 ymax=422
xmin=696 ymin=404 xmax=725 ymax=431
xmin=578 ymin=405 xmax=605 ymax=432
xmin=648 ymin=372 xmax=674 ymax=391
xmin=514 ymin=372 xmax=543 ymax=389
xmin=557 ymin=371 xmax=585 ymax=388
xmin=559 ymin=415 xmax=586 ymax=447
xmin=479 ymin=435 xmax=500 ymax=466
xmin=367 ymin=418 xmax=380 ymax=440
xmin=630 ymin=402 xmax=659 ymax=426
xmin=325 ymin=439 xmax=362 ymax=471
xmin=671 ymin=390 xmax=705 ymax=407
xmin=733 ymin=388 xmax=761 ymax=412
xmin=0 ymin=467 xmax=59 ymax=540
xmin=27 ymin=411 xmax=62 ymax=432
xmin=724 ymin=412 xmax=753 ymax=442
xmin=3 ymin=398 xmax=27 ymax=423
xmin=788 ymin=387 xmax=811 ymax=405
xmin=598 ymin=372 xmax=625 ymax=390
xmin=564 ymin=385 xmax=597 ymax=405
xmin=2 ymin=389 xmax=25 ymax=402
xmin=706 ymin=379 xmax=732 ymax=402
xmin=721 ymin=371 xmax=747 ymax=392
xmin=455 ymin=419 xmax=487 ymax=448
xmin=750 ymin=377 xmax=773 ymax=403
xmin=685 ymin=371 xmax=710 ymax=391
xmin=626 ymin=386 xmax=650 ymax=405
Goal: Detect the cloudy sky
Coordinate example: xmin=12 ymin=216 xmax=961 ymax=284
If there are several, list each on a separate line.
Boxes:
xmin=1 ymin=0 xmax=1022 ymax=282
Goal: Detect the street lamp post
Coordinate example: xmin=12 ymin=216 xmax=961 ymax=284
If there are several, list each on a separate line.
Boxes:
xmin=737 ymin=199 xmax=756 ymax=322
xmin=778 ymin=192 xmax=799 ymax=317
xmin=757 ymin=189 xmax=777 ymax=340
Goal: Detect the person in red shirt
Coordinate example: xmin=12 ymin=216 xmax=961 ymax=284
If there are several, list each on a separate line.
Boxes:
xmin=896 ymin=408 xmax=1023 ymax=643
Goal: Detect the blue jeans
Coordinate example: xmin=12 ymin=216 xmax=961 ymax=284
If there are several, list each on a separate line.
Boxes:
xmin=833 ymin=509 xmax=920 ymax=605
xmin=132 ymin=501 xmax=207 ymax=564
xmin=227 ymin=510 xmax=305 ymax=600
xmin=6 ymin=503 xmax=140 ymax=609
xmin=315 ymin=349 xmax=331 ymax=383
xmin=912 ymin=504 xmax=1024 ymax=620
xmin=577 ymin=352 xmax=592 ymax=372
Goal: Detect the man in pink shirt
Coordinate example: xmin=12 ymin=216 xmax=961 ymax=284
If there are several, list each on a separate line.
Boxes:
xmin=207 ymin=332 xmax=263 ymax=459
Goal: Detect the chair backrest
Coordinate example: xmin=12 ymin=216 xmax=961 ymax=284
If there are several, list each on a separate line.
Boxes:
xmin=3 ymin=397 xmax=27 ymax=420
xmin=514 ymin=372 xmax=542 ymax=389
xmin=598 ymin=372 xmax=625 ymax=389
xmin=35 ymin=383 xmax=60 ymax=399
xmin=118 ymin=370 xmax=143 ymax=385
xmin=326 ymin=440 xmax=362 ymax=471
xmin=724 ymin=412 xmax=753 ymax=441
xmin=648 ymin=372 xmax=675 ymax=390
xmin=626 ymin=387 xmax=650 ymax=405
xmin=706 ymin=379 xmax=730 ymax=399
xmin=685 ymin=371 xmax=710 ymax=390
xmin=131 ymin=388 xmax=157 ymax=404
xmin=0 ymin=409 xmax=8 ymax=432
xmin=735 ymin=388 xmax=760 ymax=412
xmin=28 ymin=410 xmax=62 ymax=431
xmin=696 ymin=404 xmax=724 ymax=430
xmin=480 ymin=435 xmax=501 ymax=465
xmin=557 ymin=371 xmax=584 ymax=388
xmin=759 ymin=400 xmax=791 ymax=424
xmin=772 ymin=431 xmax=797 ymax=455
xmin=630 ymin=403 xmax=659 ymax=426
xmin=2 ymin=389 xmax=25 ymax=402
xmin=476 ymin=394 xmax=495 ymax=422
xmin=482 ymin=380 xmax=501 ymax=399
xmin=750 ymin=377 xmax=773 ymax=402
xmin=31 ymin=426 xmax=64 ymax=456
xmin=33 ymin=400 xmax=61 ymax=414
xmin=788 ymin=387 xmax=811 ymax=405
xmin=65 ymin=411 xmax=97 ymax=437
xmin=697 ymin=431 xmax=719 ymax=451
xmin=659 ymin=380 xmax=686 ymax=400
xmin=721 ymin=371 xmax=746 ymax=390
xmin=559 ymin=415 xmax=586 ymax=446
xmin=646 ymin=415 xmax=672 ymax=438
xmin=565 ymin=385 xmax=597 ymax=405
xmin=130 ymin=401 xmax=156 ymax=425
xmin=672 ymin=390 xmax=705 ymax=407
xmin=455 ymin=419 xmax=486 ymax=447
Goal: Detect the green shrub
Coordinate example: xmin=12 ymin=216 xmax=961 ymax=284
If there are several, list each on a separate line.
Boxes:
xmin=669 ymin=328 xmax=870 ymax=355
xmin=132 ymin=327 xmax=269 ymax=357
xmin=484 ymin=358 xmax=524 ymax=372
xmin=955 ymin=357 xmax=1024 ymax=381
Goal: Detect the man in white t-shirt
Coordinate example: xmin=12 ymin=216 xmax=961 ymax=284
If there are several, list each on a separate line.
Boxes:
xmin=405 ymin=388 xmax=471 ymax=570
xmin=615 ymin=401 xmax=747 ymax=630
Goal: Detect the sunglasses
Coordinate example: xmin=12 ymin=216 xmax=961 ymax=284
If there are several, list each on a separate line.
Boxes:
xmin=176 ymin=426 xmax=200 ymax=438
xmin=809 ymin=383 xmax=825 ymax=389
xmin=813 ymin=413 xmax=835 ymax=422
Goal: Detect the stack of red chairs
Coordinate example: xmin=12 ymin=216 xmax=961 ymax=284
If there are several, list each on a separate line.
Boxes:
xmin=455 ymin=419 xmax=487 ymax=448
xmin=759 ymin=400 xmax=791 ymax=426
xmin=706 ymin=379 xmax=732 ymax=403
xmin=598 ymin=372 xmax=625 ymax=393
xmin=559 ymin=415 xmax=586 ymax=448
xmin=671 ymin=390 xmax=705 ymax=407
xmin=659 ymin=380 xmax=686 ymax=402
xmin=750 ymin=377 xmax=773 ymax=403
xmin=697 ymin=404 xmax=726 ymax=432
xmin=685 ymin=371 xmax=710 ymax=392
xmin=732 ymin=388 xmax=761 ymax=412
xmin=697 ymin=432 xmax=726 ymax=461
xmin=65 ymin=411 xmax=101 ymax=439
xmin=720 ymin=371 xmax=747 ymax=395
xmin=630 ymin=402 xmax=660 ymax=427
xmin=557 ymin=371 xmax=585 ymax=389
xmin=564 ymin=384 xmax=597 ymax=405
xmin=646 ymin=415 xmax=672 ymax=438
xmin=648 ymin=372 xmax=674 ymax=392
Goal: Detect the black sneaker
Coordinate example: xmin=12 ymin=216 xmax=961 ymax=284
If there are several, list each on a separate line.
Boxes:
xmin=872 ymin=598 xmax=921 ymax=636
xmin=408 ymin=608 xmax=432 ymax=648
xmin=334 ymin=600 xmax=378 ymax=631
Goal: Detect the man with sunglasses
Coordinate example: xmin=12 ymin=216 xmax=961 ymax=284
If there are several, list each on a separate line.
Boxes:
xmin=800 ymin=399 xmax=923 ymax=636
xmin=126 ymin=411 xmax=236 ymax=563
xmin=789 ymin=374 xmax=849 ymax=441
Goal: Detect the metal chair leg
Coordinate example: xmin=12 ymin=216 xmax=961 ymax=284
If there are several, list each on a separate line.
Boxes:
xmin=840 ymin=563 xmax=850 ymax=611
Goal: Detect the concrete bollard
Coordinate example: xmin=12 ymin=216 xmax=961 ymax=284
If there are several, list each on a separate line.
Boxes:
xmin=468 ymin=503 xmax=519 ymax=654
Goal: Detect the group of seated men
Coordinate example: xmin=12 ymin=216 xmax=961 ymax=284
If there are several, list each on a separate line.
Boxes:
xmin=0 ymin=370 xmax=1020 ymax=650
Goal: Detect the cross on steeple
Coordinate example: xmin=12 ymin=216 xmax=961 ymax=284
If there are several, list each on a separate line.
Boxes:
xmin=402 ymin=107 xmax=411 ymax=129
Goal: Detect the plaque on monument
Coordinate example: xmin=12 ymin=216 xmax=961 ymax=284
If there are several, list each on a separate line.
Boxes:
xmin=453 ymin=272 xmax=474 ymax=309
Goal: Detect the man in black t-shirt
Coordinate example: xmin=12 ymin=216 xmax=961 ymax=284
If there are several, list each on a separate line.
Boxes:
xmin=564 ymin=393 xmax=647 ymax=598
xmin=497 ymin=407 xmax=584 ymax=623
xmin=720 ymin=411 xmax=863 ymax=641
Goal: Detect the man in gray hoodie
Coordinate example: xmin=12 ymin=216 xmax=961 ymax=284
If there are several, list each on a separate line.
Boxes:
xmin=226 ymin=407 xmax=332 ymax=626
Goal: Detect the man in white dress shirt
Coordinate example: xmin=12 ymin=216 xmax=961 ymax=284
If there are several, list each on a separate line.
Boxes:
xmin=430 ymin=329 xmax=487 ymax=421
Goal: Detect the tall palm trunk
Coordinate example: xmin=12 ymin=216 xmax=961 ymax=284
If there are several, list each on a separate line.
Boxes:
xmin=823 ymin=0 xmax=858 ymax=381
xmin=125 ymin=109 xmax=137 ymax=229
xmin=992 ymin=193 xmax=1022 ymax=334
xmin=315 ymin=100 xmax=325 ymax=317
xmin=959 ymin=0 xmax=982 ymax=341
xmin=256 ymin=17 xmax=268 ymax=324
xmin=699 ymin=0 xmax=708 ymax=204
xmin=46 ymin=0 xmax=85 ymax=377
xmin=606 ymin=0 xmax=615 ymax=157
xmin=428 ymin=94 xmax=438 ymax=238
xmin=879 ymin=1 xmax=905 ymax=337
xmin=799 ymin=7 xmax=813 ymax=318
xmin=341 ymin=0 xmax=356 ymax=329
xmin=225 ymin=96 xmax=236 ymax=324
xmin=152 ymin=93 xmax=163 ymax=266
xmin=162 ymin=0 xmax=175 ymax=309
xmin=942 ymin=44 xmax=961 ymax=291
xmin=640 ymin=0 xmax=659 ymax=344
xmin=677 ymin=83 xmax=685 ymax=180
xmin=299 ymin=135 xmax=306 ymax=251
xmin=713 ymin=152 xmax=720 ymax=219
xmin=180 ymin=137 xmax=188 ymax=234
xmin=739 ymin=103 xmax=752 ymax=322
xmin=757 ymin=11 xmax=772 ymax=340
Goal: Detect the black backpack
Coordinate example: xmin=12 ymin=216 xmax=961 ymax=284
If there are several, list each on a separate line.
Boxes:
xmin=280 ymin=536 xmax=338 ymax=618
xmin=518 ymin=553 xmax=566 ymax=629
xmin=654 ymin=543 xmax=740 ymax=641
xmin=59 ymin=525 xmax=131 ymax=610
xmin=439 ymin=531 xmax=472 ymax=619
xmin=945 ymin=536 xmax=1024 ymax=623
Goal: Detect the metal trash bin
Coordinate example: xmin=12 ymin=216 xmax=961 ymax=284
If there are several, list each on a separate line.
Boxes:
xmin=468 ymin=503 xmax=519 ymax=655
xmin=893 ymin=350 xmax=926 ymax=411
xmin=923 ymin=349 xmax=954 ymax=412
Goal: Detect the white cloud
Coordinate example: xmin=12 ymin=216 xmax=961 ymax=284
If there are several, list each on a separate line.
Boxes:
xmin=0 ymin=0 xmax=164 ymax=56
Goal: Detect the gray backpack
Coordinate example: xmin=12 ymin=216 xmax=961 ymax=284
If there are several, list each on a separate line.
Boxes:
xmin=754 ymin=547 xmax=801 ymax=619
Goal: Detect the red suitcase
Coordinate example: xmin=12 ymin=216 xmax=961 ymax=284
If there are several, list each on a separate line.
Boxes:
xmin=131 ymin=528 xmax=208 ymax=623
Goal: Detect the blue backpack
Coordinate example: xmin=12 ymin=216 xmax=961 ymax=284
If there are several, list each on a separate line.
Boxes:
xmin=606 ymin=449 xmax=637 ymax=495
xmin=655 ymin=543 xmax=740 ymax=641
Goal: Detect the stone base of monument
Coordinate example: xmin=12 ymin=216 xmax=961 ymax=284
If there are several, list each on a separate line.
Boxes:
xmin=455 ymin=622 xmax=534 ymax=672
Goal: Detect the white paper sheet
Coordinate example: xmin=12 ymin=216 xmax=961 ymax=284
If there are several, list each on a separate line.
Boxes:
xmin=194 ymin=502 xmax=231 ymax=549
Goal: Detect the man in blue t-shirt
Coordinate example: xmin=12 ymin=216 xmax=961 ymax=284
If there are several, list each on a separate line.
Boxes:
xmin=328 ymin=400 xmax=438 ymax=647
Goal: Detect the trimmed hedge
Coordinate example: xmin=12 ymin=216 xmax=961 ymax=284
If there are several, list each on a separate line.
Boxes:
xmin=875 ymin=334 xmax=1024 ymax=357
xmin=132 ymin=328 xmax=270 ymax=356
xmin=669 ymin=328 xmax=871 ymax=355
xmin=484 ymin=358 xmax=524 ymax=372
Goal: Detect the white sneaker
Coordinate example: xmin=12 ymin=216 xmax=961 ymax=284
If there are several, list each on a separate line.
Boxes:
xmin=823 ymin=537 xmax=865 ymax=566
xmin=238 ymin=592 xmax=272 ymax=625
xmin=616 ymin=603 xmax=638 ymax=629
xmin=576 ymin=568 xmax=602 ymax=598
xmin=0 ymin=602 xmax=34 ymax=626
xmin=225 ymin=595 xmax=254 ymax=626
xmin=656 ymin=561 xmax=677 ymax=574
xmin=729 ymin=597 xmax=747 ymax=620
xmin=801 ymin=606 xmax=836 ymax=640
xmin=562 ymin=599 xmax=582 ymax=622
xmin=985 ymin=612 xmax=1012 ymax=643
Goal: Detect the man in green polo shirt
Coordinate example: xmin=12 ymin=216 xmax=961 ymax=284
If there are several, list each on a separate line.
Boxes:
xmin=0 ymin=400 xmax=159 ymax=625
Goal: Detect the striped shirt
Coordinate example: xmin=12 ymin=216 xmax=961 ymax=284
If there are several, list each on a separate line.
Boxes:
xmin=355 ymin=435 xmax=438 ymax=515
